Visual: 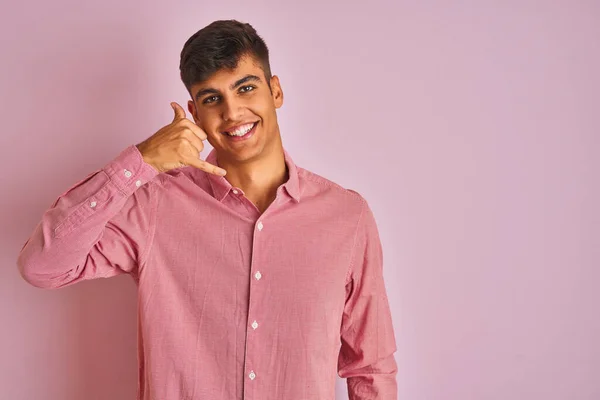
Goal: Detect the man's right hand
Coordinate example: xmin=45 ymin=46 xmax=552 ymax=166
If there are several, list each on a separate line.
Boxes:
xmin=135 ymin=102 xmax=227 ymax=176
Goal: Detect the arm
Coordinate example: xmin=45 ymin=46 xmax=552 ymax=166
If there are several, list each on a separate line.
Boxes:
xmin=337 ymin=196 xmax=398 ymax=399
xmin=17 ymin=145 xmax=159 ymax=289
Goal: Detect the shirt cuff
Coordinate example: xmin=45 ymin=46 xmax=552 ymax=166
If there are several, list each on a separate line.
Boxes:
xmin=103 ymin=144 xmax=159 ymax=196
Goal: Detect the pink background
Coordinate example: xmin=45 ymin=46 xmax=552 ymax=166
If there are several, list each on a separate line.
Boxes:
xmin=1 ymin=1 xmax=598 ymax=399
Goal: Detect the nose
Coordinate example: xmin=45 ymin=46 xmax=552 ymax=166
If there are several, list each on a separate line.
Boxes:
xmin=221 ymin=96 xmax=243 ymax=122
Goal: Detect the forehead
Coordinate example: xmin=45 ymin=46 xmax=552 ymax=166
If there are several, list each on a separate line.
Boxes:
xmin=192 ymin=55 xmax=265 ymax=91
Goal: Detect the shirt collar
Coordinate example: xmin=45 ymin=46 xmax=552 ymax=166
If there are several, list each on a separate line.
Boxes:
xmin=205 ymin=147 xmax=301 ymax=203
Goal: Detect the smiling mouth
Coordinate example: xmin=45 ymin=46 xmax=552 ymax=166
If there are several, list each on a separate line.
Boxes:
xmin=222 ymin=121 xmax=259 ymax=137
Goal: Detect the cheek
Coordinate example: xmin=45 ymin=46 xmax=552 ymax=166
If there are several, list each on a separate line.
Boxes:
xmin=250 ymin=98 xmax=273 ymax=119
xmin=195 ymin=111 xmax=221 ymax=134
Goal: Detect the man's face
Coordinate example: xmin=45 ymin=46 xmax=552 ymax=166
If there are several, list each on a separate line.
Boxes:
xmin=188 ymin=54 xmax=284 ymax=165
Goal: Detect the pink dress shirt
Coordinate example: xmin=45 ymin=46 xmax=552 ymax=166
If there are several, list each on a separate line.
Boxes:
xmin=17 ymin=144 xmax=398 ymax=400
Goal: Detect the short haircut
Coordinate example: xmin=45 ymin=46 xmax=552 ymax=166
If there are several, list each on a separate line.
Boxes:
xmin=179 ymin=20 xmax=272 ymax=96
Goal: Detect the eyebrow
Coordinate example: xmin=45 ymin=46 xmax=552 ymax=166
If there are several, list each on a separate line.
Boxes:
xmin=194 ymin=74 xmax=262 ymax=101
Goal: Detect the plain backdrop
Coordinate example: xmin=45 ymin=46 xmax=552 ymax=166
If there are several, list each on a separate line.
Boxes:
xmin=1 ymin=1 xmax=598 ymax=399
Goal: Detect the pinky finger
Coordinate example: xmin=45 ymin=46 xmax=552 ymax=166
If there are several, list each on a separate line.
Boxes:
xmin=184 ymin=156 xmax=227 ymax=176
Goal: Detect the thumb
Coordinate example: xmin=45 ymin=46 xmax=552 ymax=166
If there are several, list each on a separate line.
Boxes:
xmin=171 ymin=102 xmax=186 ymax=122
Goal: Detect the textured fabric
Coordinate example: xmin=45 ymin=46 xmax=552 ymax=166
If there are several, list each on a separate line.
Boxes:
xmin=17 ymin=144 xmax=398 ymax=400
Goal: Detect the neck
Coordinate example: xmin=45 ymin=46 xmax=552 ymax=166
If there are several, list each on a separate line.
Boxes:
xmin=217 ymin=140 xmax=288 ymax=213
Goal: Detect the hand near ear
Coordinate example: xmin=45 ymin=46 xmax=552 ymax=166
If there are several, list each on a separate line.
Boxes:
xmin=136 ymin=102 xmax=226 ymax=176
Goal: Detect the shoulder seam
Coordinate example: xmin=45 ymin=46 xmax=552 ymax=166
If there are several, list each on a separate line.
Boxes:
xmin=300 ymin=169 xmax=365 ymax=200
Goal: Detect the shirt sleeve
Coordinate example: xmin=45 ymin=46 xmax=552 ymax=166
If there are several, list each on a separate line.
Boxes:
xmin=337 ymin=196 xmax=398 ymax=399
xmin=17 ymin=144 xmax=159 ymax=289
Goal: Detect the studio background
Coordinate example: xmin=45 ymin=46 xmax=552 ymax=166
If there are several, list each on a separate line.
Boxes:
xmin=1 ymin=1 xmax=598 ymax=399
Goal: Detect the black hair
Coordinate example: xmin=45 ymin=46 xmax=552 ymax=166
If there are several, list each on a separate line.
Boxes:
xmin=179 ymin=19 xmax=272 ymax=96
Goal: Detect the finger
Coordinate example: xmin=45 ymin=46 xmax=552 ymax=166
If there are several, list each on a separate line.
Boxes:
xmin=181 ymin=119 xmax=208 ymax=140
xmin=182 ymin=133 xmax=204 ymax=155
xmin=171 ymin=102 xmax=186 ymax=122
xmin=184 ymin=156 xmax=227 ymax=176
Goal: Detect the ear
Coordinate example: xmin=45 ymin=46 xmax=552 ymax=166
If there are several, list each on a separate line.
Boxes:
xmin=270 ymin=75 xmax=284 ymax=109
xmin=187 ymin=100 xmax=200 ymax=124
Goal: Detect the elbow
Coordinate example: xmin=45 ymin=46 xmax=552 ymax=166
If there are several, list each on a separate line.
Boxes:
xmin=16 ymin=247 xmax=63 ymax=289
xmin=338 ymin=350 xmax=398 ymax=379
xmin=17 ymin=255 xmax=48 ymax=289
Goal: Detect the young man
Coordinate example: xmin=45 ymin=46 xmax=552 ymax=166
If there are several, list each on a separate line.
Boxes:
xmin=17 ymin=20 xmax=398 ymax=400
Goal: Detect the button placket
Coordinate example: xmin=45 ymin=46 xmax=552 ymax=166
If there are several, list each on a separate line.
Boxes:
xmin=247 ymin=220 xmax=266 ymax=388
xmin=249 ymin=268 xmax=261 ymax=381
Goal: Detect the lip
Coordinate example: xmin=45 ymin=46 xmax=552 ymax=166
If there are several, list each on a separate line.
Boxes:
xmin=222 ymin=121 xmax=258 ymax=142
xmin=221 ymin=121 xmax=259 ymax=135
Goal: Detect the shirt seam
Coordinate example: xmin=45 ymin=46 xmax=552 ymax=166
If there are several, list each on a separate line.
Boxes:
xmin=345 ymin=197 xmax=366 ymax=284
xmin=301 ymin=171 xmax=340 ymax=190
xmin=300 ymin=171 xmax=366 ymax=204
xmin=138 ymin=181 xmax=159 ymax=269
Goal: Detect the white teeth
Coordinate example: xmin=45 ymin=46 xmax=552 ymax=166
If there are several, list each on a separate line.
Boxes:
xmin=226 ymin=123 xmax=255 ymax=136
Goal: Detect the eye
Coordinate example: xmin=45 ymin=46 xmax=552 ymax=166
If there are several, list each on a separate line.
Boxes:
xmin=203 ymin=95 xmax=220 ymax=104
xmin=239 ymin=85 xmax=256 ymax=93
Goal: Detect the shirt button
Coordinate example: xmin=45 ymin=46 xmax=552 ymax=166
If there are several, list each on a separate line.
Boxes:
xmin=124 ymin=169 xmax=132 ymax=178
xmin=249 ymin=371 xmax=256 ymax=380
xmin=232 ymin=189 xmax=239 ymax=195
xmin=251 ymin=320 xmax=258 ymax=330
xmin=257 ymin=221 xmax=263 ymax=231
xmin=135 ymin=179 xmax=142 ymax=187
xmin=254 ymin=271 xmax=262 ymax=280
xmin=90 ymin=201 xmax=97 ymax=208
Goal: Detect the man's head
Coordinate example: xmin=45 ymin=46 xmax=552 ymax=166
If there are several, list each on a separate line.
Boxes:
xmin=180 ymin=20 xmax=284 ymax=165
